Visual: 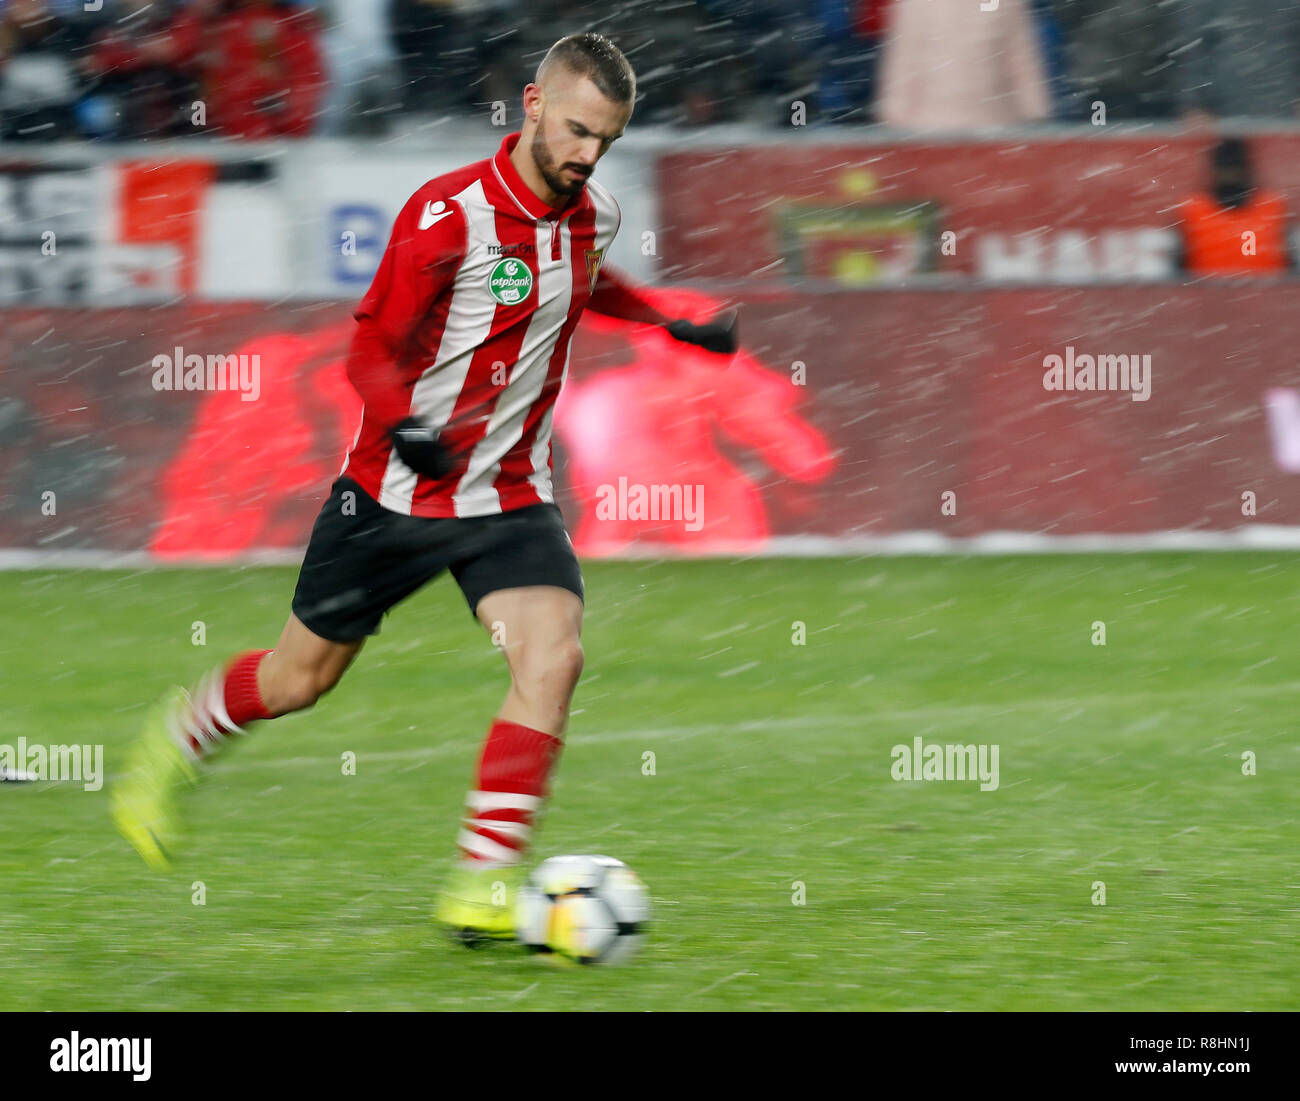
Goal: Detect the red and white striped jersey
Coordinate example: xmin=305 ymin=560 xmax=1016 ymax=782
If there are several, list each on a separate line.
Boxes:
xmin=342 ymin=131 xmax=622 ymax=517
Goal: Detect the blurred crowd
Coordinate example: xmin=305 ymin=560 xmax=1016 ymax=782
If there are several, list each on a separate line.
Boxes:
xmin=0 ymin=0 xmax=324 ymax=139
xmin=1 ymin=0 xmax=1298 ymax=141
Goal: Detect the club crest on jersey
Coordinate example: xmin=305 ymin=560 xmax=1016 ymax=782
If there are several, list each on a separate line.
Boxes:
xmin=585 ymin=247 xmax=605 ymax=294
xmin=488 ymin=257 xmax=534 ymax=305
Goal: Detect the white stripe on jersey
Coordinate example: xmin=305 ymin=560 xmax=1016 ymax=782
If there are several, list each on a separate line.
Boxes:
xmin=523 ymin=183 xmax=619 ymax=503
xmin=451 ymin=217 xmax=574 ymax=515
xmin=525 ymin=397 xmax=559 ymax=504
xmin=378 ymin=178 xmax=497 ymax=513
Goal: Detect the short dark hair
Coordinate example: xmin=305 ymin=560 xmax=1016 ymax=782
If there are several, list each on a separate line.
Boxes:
xmin=537 ymin=33 xmax=636 ymax=105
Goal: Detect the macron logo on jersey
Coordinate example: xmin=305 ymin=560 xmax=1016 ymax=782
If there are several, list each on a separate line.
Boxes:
xmin=419 ymin=200 xmax=454 ymax=230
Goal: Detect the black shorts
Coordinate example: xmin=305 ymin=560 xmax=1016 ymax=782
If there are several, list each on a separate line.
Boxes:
xmin=291 ymin=476 xmax=584 ymax=643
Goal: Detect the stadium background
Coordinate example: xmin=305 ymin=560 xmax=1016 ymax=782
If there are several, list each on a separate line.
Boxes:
xmin=4 ymin=0 xmax=1300 ymax=559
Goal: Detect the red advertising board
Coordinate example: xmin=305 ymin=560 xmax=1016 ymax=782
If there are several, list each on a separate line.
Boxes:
xmin=657 ymin=134 xmax=1300 ymax=285
xmin=2 ymin=282 xmax=1298 ymax=558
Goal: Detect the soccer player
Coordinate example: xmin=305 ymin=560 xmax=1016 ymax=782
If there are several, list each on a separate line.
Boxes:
xmin=112 ymin=32 xmax=737 ymax=943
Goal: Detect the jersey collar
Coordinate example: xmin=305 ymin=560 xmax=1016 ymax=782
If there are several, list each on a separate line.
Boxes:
xmin=492 ymin=131 xmax=585 ymax=223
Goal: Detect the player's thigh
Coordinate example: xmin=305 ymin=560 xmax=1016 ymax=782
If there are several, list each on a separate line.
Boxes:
xmin=475 ymin=586 xmax=584 ymax=684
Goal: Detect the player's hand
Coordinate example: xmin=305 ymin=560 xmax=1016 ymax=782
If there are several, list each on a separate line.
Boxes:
xmin=391 ymin=416 xmax=454 ymax=479
xmin=665 ymin=309 xmax=739 ymax=356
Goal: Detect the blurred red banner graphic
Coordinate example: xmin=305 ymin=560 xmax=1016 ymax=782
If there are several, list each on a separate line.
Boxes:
xmin=2 ymin=283 xmax=1298 ymax=557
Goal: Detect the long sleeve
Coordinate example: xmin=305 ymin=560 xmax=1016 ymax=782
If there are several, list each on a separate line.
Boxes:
xmin=346 ymin=191 xmax=466 ymax=429
xmin=586 ymin=263 xmax=671 ymax=326
xmin=345 ymin=318 xmax=412 ymax=431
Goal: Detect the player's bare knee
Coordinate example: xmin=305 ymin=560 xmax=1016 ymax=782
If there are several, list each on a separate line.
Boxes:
xmin=548 ymin=639 xmax=584 ymax=693
xmin=514 ymin=639 xmax=584 ymax=702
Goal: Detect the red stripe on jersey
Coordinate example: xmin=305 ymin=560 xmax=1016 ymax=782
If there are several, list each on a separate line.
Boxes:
xmin=493 ymin=202 xmax=600 ymax=510
xmin=410 ymin=207 xmax=542 ymax=513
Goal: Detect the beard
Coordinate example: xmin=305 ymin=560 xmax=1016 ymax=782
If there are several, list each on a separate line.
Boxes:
xmin=531 ymin=126 xmax=590 ymax=199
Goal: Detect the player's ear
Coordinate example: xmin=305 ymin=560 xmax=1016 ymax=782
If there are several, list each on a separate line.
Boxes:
xmin=522 ymin=83 xmax=543 ymax=123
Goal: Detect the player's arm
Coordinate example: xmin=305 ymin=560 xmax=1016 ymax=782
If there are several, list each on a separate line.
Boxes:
xmin=347 ymin=194 xmax=467 ymax=476
xmin=588 ymin=262 xmax=739 ymax=357
xmin=346 ymin=323 xmax=457 ymax=477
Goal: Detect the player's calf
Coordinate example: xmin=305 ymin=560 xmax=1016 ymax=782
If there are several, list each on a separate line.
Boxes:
xmin=173 ymin=617 xmax=360 ymax=755
xmin=255 ymin=651 xmax=349 ymax=717
xmin=252 ymin=613 xmax=364 ymax=721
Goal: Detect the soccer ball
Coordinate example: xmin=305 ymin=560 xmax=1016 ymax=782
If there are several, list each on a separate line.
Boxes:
xmin=515 ymin=855 xmax=650 ymax=965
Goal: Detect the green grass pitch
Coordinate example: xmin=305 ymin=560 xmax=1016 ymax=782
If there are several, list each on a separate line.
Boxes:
xmin=1 ymin=554 xmax=1296 ymax=1010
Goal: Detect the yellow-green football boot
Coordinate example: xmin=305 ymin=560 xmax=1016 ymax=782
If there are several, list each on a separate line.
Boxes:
xmin=434 ymin=862 xmax=526 ymax=946
xmin=111 ymin=688 xmax=198 ymax=871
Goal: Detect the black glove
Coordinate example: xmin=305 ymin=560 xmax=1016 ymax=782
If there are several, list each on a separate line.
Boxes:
xmin=666 ymin=309 xmax=739 ymax=356
xmin=391 ymin=415 xmax=454 ymax=479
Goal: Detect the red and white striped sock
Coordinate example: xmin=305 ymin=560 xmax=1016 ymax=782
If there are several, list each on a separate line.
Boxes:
xmin=457 ymin=719 xmax=563 ymax=866
xmin=174 ymin=649 xmax=274 ymax=760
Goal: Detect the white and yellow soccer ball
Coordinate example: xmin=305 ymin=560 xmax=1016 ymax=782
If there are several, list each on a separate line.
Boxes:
xmin=515 ymin=855 xmax=650 ymax=965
